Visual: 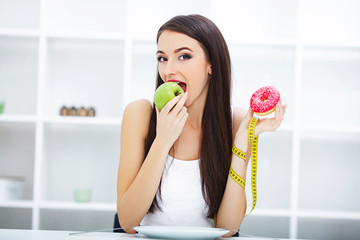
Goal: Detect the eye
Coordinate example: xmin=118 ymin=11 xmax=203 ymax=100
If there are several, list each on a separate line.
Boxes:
xmin=157 ymin=56 xmax=167 ymax=62
xmin=179 ymin=54 xmax=192 ymax=61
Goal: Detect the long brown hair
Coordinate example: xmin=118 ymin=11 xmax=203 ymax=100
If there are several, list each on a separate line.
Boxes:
xmin=144 ymin=15 xmax=232 ymax=219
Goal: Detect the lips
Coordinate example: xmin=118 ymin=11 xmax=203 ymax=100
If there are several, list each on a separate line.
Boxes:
xmin=167 ymin=80 xmax=187 ymax=93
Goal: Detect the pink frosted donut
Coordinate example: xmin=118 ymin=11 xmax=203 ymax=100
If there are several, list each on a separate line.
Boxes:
xmin=250 ymin=86 xmax=280 ymax=116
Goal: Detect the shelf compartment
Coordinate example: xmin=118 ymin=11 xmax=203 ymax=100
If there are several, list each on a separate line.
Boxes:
xmin=46 ymin=38 xmax=124 ymax=117
xmin=0 ymin=207 xmax=32 ymax=229
xmin=301 ymin=0 xmax=360 ymax=44
xmin=39 ymin=209 xmax=115 ymax=231
xmin=229 ymin=44 xmax=295 ymax=124
xmin=0 ymin=0 xmax=40 ymax=29
xmin=298 ymin=131 xmax=360 ymax=212
xmin=45 ymin=0 xmax=126 ymax=34
xmin=129 ymin=0 xmax=211 ymax=40
xmin=129 ymin=41 xmax=158 ymax=103
xmin=212 ymin=0 xmax=297 ymax=42
xmin=245 ymin=131 xmax=292 ymax=210
xmin=0 ymin=122 xmax=35 ymax=200
xmin=0 ymin=36 xmax=38 ymax=115
xmin=297 ymin=217 xmax=360 ymax=240
xmin=240 ymin=216 xmax=290 ymax=239
xmin=41 ymin=123 xmax=120 ymax=203
xmin=301 ymin=47 xmax=360 ymax=127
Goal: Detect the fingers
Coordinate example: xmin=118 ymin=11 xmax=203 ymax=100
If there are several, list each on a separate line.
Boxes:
xmin=171 ymin=92 xmax=188 ymax=115
xmin=160 ymin=95 xmax=181 ymax=114
xmin=238 ymin=107 xmax=254 ymax=132
xmin=275 ymin=100 xmax=282 ymax=122
xmin=160 ymin=92 xmax=188 ymax=115
xmin=275 ymin=99 xmax=287 ymax=121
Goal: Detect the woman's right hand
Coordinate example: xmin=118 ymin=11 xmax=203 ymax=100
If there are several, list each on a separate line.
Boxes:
xmin=155 ymin=92 xmax=188 ymax=149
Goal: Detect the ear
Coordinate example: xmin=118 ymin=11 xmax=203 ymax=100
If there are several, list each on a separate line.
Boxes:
xmin=207 ymin=65 xmax=212 ymax=75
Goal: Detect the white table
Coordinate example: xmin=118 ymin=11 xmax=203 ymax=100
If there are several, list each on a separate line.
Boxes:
xmin=0 ymin=229 xmax=292 ymax=240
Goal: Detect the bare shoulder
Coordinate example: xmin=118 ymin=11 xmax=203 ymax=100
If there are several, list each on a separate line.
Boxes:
xmin=232 ymin=106 xmax=248 ymax=135
xmin=122 ymin=99 xmax=153 ymax=139
xmin=123 ymin=99 xmax=152 ymax=116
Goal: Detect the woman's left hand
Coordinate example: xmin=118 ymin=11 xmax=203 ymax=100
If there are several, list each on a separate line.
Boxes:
xmin=238 ymin=100 xmax=287 ymax=137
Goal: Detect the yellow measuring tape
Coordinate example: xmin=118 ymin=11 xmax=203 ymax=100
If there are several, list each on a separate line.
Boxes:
xmin=247 ymin=117 xmax=258 ymax=216
xmin=229 ymin=166 xmax=246 ymax=189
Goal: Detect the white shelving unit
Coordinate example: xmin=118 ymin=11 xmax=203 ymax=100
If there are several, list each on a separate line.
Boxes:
xmin=1 ymin=0 xmax=359 ymax=239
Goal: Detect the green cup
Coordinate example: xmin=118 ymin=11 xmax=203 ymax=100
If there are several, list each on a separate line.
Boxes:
xmin=74 ymin=189 xmax=92 ymax=203
xmin=0 ymin=101 xmax=4 ymax=114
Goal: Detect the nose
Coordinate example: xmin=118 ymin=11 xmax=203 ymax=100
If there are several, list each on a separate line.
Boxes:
xmin=162 ymin=59 xmax=178 ymax=78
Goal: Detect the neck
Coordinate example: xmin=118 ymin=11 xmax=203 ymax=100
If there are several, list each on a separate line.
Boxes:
xmin=186 ymin=86 xmax=208 ymax=129
xmin=186 ymin=103 xmax=205 ymax=130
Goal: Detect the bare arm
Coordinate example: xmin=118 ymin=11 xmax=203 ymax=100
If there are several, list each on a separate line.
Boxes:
xmin=216 ymin=107 xmax=249 ymax=236
xmin=117 ymin=94 xmax=188 ymax=233
xmin=217 ymin=102 xmax=286 ymax=237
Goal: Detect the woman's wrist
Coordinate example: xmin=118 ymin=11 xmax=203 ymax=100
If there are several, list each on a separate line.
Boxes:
xmin=152 ymin=137 xmax=172 ymax=156
xmin=234 ymin=129 xmax=248 ymax=153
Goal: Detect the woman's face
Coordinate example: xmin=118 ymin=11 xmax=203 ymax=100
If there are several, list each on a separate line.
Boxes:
xmin=157 ymin=30 xmax=212 ymax=108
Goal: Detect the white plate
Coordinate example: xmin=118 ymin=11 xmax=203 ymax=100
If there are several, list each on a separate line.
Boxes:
xmin=134 ymin=226 xmax=229 ymax=239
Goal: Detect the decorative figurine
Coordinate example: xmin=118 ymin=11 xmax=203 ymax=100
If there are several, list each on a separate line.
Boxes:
xmin=60 ymin=106 xmax=69 ymax=116
xmin=79 ymin=107 xmax=87 ymax=117
xmin=87 ymin=107 xmax=96 ymax=117
xmin=69 ymin=106 xmax=78 ymax=116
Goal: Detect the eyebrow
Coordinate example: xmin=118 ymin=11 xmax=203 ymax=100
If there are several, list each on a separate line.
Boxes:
xmin=156 ymin=47 xmax=193 ymax=55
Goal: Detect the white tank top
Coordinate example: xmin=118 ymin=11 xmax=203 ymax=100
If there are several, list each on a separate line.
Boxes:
xmin=140 ymin=155 xmax=214 ymax=227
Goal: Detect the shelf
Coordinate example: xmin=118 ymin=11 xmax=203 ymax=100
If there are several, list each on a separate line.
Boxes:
xmin=0 ymin=200 xmax=33 ymax=209
xmin=300 ymin=125 xmax=360 ymax=135
xmin=39 ymin=201 xmax=116 ymax=211
xmin=303 ymin=41 xmax=360 ymax=49
xmin=46 ymin=31 xmax=126 ymax=41
xmin=251 ymin=208 xmax=291 ymax=217
xmin=0 ymin=114 xmax=37 ymax=123
xmin=227 ymin=38 xmax=296 ymax=47
xmin=0 ymin=28 xmax=40 ymax=37
xmin=297 ymin=210 xmax=360 ymax=220
xmin=43 ymin=116 xmax=122 ymax=126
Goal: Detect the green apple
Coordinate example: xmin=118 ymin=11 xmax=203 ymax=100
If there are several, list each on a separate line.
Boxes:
xmin=154 ymin=82 xmax=184 ymax=110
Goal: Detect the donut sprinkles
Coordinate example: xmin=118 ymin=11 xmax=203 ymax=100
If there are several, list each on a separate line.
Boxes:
xmin=250 ymin=86 xmax=280 ymax=116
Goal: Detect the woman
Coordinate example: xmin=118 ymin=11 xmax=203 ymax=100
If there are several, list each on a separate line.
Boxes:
xmin=117 ymin=14 xmax=286 ymax=237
